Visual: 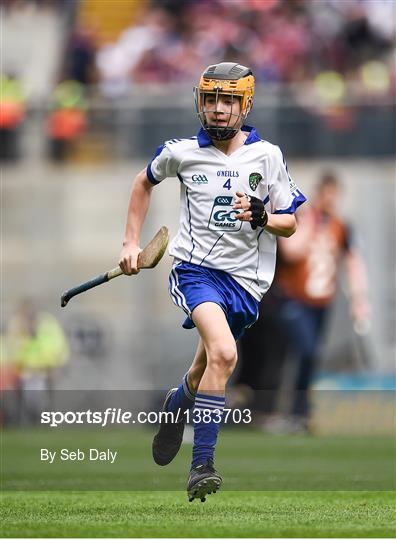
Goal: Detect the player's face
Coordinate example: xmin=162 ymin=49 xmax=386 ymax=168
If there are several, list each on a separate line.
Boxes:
xmin=203 ymin=93 xmax=242 ymax=129
xmin=317 ymin=184 xmax=339 ymax=214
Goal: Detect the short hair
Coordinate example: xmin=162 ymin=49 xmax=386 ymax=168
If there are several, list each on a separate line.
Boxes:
xmin=317 ymin=171 xmax=340 ymax=190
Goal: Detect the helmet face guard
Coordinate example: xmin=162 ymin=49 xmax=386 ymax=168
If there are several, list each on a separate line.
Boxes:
xmin=194 ymin=63 xmax=255 ymax=141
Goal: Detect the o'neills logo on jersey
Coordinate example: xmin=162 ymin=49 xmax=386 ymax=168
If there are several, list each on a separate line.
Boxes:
xmin=217 ymin=171 xmax=239 ymax=177
xmin=249 ymin=172 xmax=262 ymax=191
xmin=192 ymin=174 xmax=208 ymax=184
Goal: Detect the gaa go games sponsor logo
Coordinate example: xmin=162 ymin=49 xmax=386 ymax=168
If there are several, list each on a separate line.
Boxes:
xmin=208 ymin=196 xmax=242 ymax=232
xmin=192 ymin=173 xmax=208 ymax=184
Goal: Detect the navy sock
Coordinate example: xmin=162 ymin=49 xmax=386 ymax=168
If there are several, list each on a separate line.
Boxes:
xmin=166 ymin=373 xmax=195 ymax=416
xmin=191 ymin=393 xmax=225 ymax=468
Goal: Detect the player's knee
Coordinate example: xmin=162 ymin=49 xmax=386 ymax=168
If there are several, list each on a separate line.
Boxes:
xmin=208 ymin=343 xmax=237 ymax=375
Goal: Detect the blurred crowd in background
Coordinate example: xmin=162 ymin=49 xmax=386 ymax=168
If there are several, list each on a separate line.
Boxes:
xmin=1 ymin=0 xmax=395 ymax=162
xmin=3 ymin=0 xmax=396 ymax=97
xmin=93 ymin=0 xmax=395 ymax=98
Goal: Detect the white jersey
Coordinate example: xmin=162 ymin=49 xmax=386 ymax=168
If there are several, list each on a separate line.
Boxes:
xmin=147 ymin=125 xmax=306 ymax=301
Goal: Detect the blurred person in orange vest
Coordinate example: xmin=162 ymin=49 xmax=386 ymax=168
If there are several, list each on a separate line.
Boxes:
xmin=274 ymin=171 xmax=370 ymax=431
xmin=6 ymin=299 xmax=69 ymax=424
xmin=0 ymin=73 xmax=26 ymax=161
xmin=237 ymin=172 xmax=370 ymax=432
xmin=0 ymin=333 xmax=20 ymax=425
xmin=47 ymin=80 xmax=87 ymax=162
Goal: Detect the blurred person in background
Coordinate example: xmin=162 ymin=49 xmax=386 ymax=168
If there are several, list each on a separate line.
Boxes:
xmin=233 ymin=286 xmax=286 ymax=423
xmin=65 ymin=26 xmax=97 ymax=86
xmin=0 ymin=334 xmax=20 ymax=425
xmin=96 ymin=7 xmax=178 ymax=97
xmin=0 ymin=73 xmax=26 ymax=162
xmin=237 ymin=172 xmax=371 ymax=433
xmin=47 ymin=80 xmax=87 ymax=162
xmin=5 ymin=299 xmax=69 ymax=424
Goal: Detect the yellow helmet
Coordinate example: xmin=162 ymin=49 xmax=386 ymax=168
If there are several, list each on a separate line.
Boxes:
xmin=194 ymin=62 xmax=255 ymax=140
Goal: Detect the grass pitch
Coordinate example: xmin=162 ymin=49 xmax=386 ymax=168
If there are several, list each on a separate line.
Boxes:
xmin=1 ymin=428 xmax=395 ymax=537
xmin=2 ymin=490 xmax=395 ymax=537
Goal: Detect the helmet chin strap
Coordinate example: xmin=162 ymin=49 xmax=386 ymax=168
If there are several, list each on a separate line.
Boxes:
xmin=205 ymin=125 xmax=239 ymax=141
xmin=203 ymin=110 xmax=246 ymax=141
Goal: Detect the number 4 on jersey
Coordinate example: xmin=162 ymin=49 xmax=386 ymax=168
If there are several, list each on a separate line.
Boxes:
xmin=223 ymin=178 xmax=232 ymax=190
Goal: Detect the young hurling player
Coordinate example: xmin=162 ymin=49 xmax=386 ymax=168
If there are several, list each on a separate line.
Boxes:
xmin=119 ymin=62 xmax=306 ymax=502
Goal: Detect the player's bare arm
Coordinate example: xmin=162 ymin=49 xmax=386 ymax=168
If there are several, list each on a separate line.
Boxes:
xmin=345 ymin=248 xmax=370 ymax=326
xmin=262 ymin=212 xmax=296 ymax=237
xmin=233 ymin=191 xmax=296 ymax=237
xmin=119 ymin=168 xmax=154 ymax=275
xmin=277 ymin=206 xmax=316 ymax=260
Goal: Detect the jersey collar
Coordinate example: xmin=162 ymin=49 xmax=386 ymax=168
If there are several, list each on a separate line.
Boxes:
xmin=243 ymin=125 xmax=261 ymax=144
xmin=197 ymin=125 xmax=261 ymax=148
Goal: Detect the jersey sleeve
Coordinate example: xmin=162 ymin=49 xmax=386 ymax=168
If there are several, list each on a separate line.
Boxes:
xmin=269 ymin=146 xmax=306 ymax=214
xmin=146 ymin=143 xmax=179 ymax=184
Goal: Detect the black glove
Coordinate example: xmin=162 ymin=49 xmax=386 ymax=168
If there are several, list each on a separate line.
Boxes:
xmin=246 ymin=195 xmax=268 ymax=230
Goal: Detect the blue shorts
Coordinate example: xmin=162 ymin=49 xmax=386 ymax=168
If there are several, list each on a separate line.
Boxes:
xmin=169 ymin=261 xmax=260 ymax=341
